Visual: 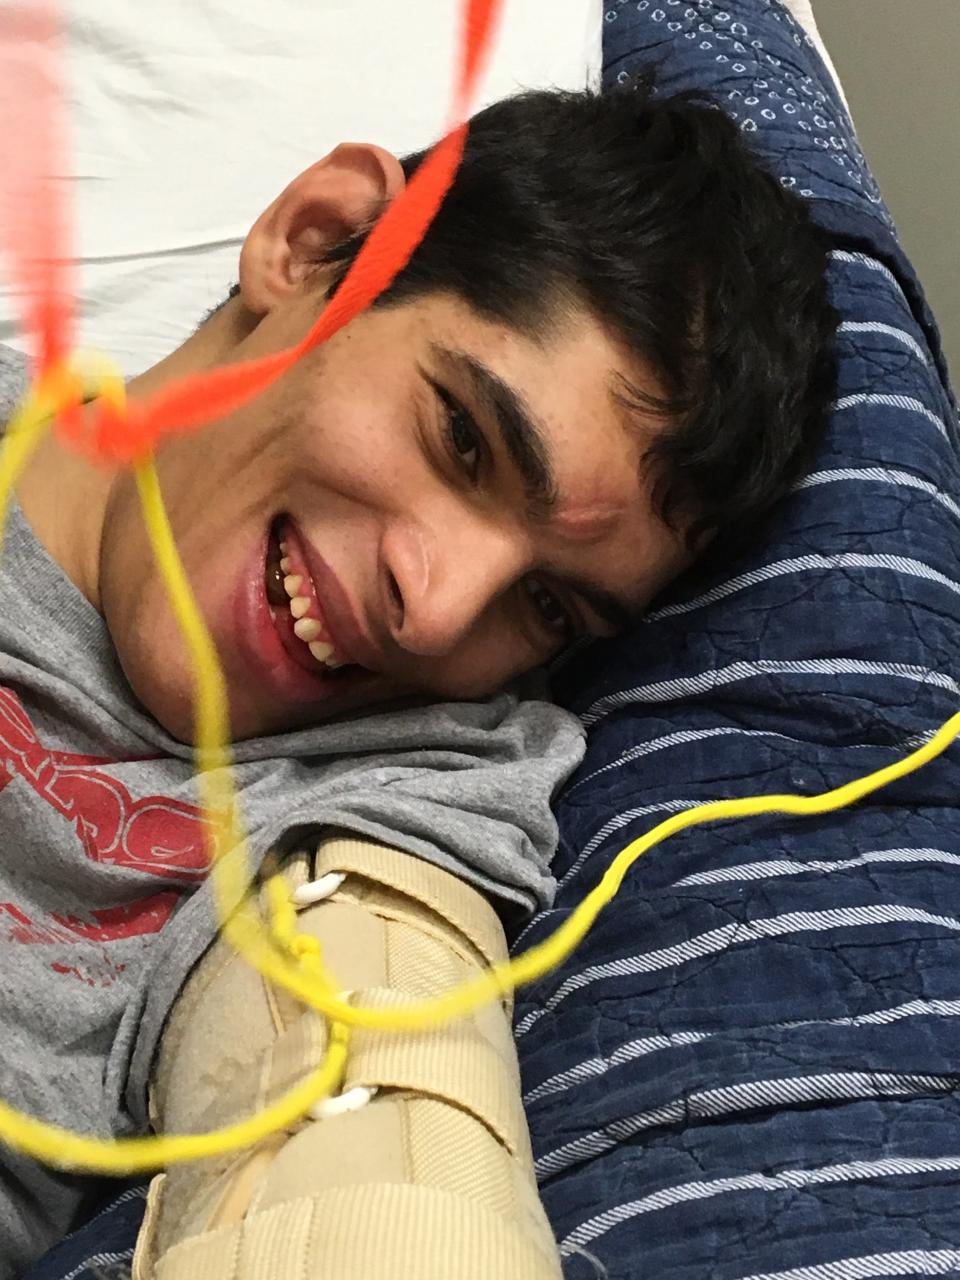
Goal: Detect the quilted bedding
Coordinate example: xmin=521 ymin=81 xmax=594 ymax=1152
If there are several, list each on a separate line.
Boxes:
xmin=514 ymin=2 xmax=960 ymax=1276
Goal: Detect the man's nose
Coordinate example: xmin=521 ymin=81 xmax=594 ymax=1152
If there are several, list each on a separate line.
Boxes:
xmin=380 ymin=513 xmax=526 ymax=657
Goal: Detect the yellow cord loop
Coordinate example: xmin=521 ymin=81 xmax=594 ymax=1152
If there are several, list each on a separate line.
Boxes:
xmin=0 ymin=360 xmax=956 ymax=1173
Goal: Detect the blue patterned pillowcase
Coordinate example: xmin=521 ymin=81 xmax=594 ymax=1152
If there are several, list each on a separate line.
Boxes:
xmin=516 ymin=4 xmax=960 ymax=1275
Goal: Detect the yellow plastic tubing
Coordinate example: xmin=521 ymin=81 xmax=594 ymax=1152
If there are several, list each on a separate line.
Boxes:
xmin=0 ymin=358 xmax=956 ymax=1173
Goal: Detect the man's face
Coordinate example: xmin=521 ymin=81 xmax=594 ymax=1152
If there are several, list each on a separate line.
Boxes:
xmin=99 ymin=288 xmax=691 ymax=741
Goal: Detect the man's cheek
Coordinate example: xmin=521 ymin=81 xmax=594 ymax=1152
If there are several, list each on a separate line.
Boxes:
xmin=417 ymin=639 xmax=522 ymax=701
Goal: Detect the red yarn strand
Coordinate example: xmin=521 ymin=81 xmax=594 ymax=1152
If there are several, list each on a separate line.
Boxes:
xmin=0 ymin=2 xmax=73 ymax=376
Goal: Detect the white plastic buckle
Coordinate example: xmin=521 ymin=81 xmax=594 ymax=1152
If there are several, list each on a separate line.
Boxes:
xmin=309 ymin=1084 xmax=378 ymax=1120
xmin=292 ymin=871 xmax=346 ymax=907
xmin=306 ymin=994 xmax=380 ymax=1121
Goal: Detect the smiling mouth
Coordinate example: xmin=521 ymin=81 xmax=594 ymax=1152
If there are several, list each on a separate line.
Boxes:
xmin=264 ymin=517 xmax=359 ymax=677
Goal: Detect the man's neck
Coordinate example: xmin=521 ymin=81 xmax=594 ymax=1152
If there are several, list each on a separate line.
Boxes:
xmin=14 ymin=298 xmax=256 ymax=612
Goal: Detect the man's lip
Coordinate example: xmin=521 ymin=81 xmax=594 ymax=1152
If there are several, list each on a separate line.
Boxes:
xmin=281 ymin=517 xmax=384 ymax=673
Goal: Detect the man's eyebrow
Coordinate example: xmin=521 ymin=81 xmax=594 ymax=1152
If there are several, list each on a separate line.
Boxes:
xmin=431 ymin=344 xmax=557 ymax=513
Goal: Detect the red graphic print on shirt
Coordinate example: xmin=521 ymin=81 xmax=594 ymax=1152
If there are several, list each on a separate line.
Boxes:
xmin=0 ymin=687 xmax=214 ymax=967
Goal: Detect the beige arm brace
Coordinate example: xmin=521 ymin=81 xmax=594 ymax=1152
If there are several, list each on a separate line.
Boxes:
xmin=132 ymin=832 xmax=563 ymax=1280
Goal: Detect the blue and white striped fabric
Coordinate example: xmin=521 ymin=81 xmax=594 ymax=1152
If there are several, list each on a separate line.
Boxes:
xmin=22 ymin=1185 xmax=145 ymax=1280
xmin=515 ymin=3 xmax=960 ymax=1277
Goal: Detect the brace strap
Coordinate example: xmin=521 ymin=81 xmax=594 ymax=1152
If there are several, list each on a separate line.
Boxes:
xmin=154 ymin=1184 xmax=561 ymax=1280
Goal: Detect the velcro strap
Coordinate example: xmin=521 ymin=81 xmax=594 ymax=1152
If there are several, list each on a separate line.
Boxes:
xmin=313 ymin=832 xmax=507 ymax=972
xmin=154 ymin=1185 xmax=562 ymax=1280
xmin=339 ymin=987 xmax=526 ymax=1156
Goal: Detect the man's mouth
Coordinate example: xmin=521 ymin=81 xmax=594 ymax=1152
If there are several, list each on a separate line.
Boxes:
xmin=263 ymin=517 xmax=359 ymax=677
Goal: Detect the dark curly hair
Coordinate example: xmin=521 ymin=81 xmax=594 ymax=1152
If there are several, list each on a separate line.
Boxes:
xmin=228 ymin=75 xmax=839 ymax=555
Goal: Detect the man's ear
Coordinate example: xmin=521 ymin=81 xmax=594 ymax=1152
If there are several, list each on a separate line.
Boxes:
xmin=238 ymin=143 xmax=405 ymax=316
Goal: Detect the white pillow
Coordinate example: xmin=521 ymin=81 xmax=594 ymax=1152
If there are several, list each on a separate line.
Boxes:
xmin=0 ymin=0 xmax=601 ymax=376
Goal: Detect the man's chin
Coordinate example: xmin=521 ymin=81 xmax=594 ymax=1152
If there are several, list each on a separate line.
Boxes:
xmin=230 ymin=686 xmax=444 ymax=741
xmin=123 ymin=665 xmax=237 ymax=746
xmin=136 ymin=662 xmax=441 ymax=744
xmin=140 ymin=693 xmax=200 ymax=747
xmin=142 ymin=693 xmax=307 ymax=745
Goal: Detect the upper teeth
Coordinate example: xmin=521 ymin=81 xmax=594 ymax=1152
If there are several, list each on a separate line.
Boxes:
xmin=279 ymin=552 xmax=346 ymax=670
xmin=293 ymin=616 xmax=321 ymax=642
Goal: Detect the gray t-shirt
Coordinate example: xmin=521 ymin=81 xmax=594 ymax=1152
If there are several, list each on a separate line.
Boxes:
xmin=0 ymin=346 xmax=585 ymax=1277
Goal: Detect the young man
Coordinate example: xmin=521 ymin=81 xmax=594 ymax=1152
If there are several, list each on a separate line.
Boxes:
xmin=0 ymin=83 xmax=836 ymax=1277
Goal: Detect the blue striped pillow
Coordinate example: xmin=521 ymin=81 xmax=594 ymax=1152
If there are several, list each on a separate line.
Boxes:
xmin=516 ymin=5 xmax=960 ymax=1277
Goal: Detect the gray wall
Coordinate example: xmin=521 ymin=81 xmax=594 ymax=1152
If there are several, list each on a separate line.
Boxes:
xmin=814 ymin=1 xmax=960 ymax=381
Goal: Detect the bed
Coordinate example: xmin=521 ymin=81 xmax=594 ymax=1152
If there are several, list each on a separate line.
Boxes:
xmin=22 ymin=2 xmax=960 ymax=1277
xmin=515 ymin=3 xmax=960 ymax=1276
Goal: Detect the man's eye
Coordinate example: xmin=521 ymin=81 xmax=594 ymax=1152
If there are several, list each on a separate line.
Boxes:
xmin=436 ymin=385 xmax=482 ymax=480
xmin=525 ymin=577 xmax=573 ymax=642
